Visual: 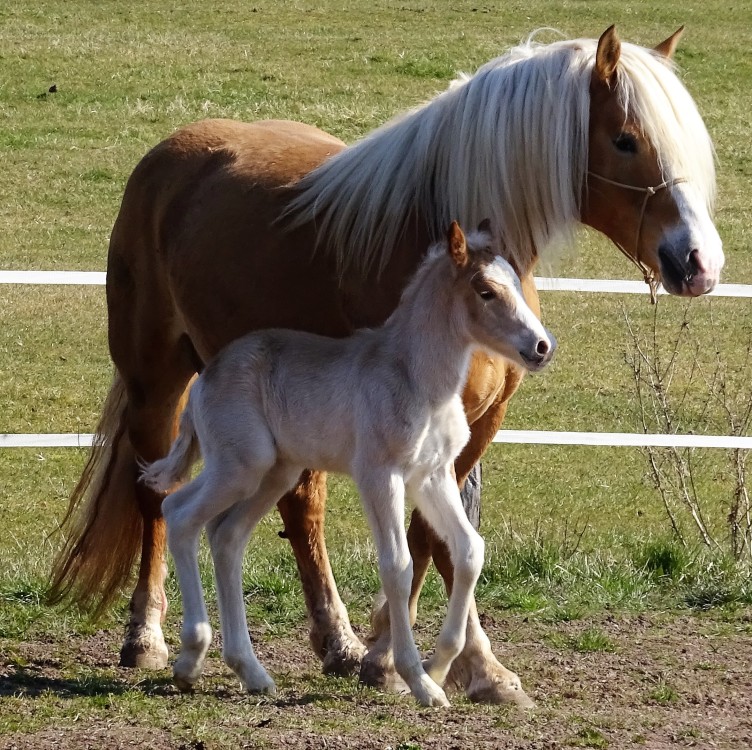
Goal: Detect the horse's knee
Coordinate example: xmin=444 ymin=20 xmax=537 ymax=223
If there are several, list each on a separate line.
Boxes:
xmin=379 ymin=553 xmax=413 ymax=605
xmin=453 ymin=532 xmax=485 ymax=588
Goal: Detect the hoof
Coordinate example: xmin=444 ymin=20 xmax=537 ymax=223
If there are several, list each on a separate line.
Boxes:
xmin=173 ymin=673 xmax=196 ymax=693
xmin=359 ymin=652 xmax=410 ymax=694
xmin=322 ymin=641 xmax=367 ymax=677
xmin=119 ymin=639 xmax=169 ymax=670
xmin=413 ymin=677 xmax=450 ymax=708
xmin=245 ymin=680 xmax=277 ymax=696
xmin=466 ymin=678 xmax=535 ymax=708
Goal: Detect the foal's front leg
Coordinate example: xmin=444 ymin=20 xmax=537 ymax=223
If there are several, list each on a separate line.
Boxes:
xmin=408 ymin=469 xmax=485 ymax=687
xmin=356 ymin=467 xmax=449 ymax=707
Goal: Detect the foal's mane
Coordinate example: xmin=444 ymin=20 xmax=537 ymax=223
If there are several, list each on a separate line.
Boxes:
xmin=286 ymin=34 xmax=716 ymax=280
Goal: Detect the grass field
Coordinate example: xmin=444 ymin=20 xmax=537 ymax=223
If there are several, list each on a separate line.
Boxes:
xmin=1 ymin=1 xmax=752 ymax=748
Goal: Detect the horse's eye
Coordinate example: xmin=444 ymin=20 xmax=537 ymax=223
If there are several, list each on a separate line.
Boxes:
xmin=478 ymin=289 xmax=495 ymax=301
xmin=613 ymin=133 xmax=638 ymax=154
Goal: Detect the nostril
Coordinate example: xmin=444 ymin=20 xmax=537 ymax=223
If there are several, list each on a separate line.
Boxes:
xmin=536 ymin=339 xmax=550 ymax=357
xmin=688 ymin=248 xmax=706 ymax=274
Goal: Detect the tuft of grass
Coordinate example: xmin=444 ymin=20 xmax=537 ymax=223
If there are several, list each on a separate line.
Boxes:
xmin=634 ymin=540 xmax=690 ymax=580
xmin=572 ymin=628 xmax=616 ymax=653
xmin=646 ymin=681 xmax=680 ymax=705
xmin=568 ymin=726 xmax=609 ymax=748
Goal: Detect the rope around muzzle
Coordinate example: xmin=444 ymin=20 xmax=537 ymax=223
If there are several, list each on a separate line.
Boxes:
xmin=587 ymin=171 xmax=687 ymax=304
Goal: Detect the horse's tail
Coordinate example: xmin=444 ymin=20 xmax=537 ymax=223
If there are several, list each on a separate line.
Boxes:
xmin=48 ymin=374 xmax=145 ymax=617
xmin=139 ymin=401 xmax=200 ymax=494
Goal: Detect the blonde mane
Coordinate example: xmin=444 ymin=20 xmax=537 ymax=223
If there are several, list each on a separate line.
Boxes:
xmin=286 ymin=35 xmax=716 ymax=279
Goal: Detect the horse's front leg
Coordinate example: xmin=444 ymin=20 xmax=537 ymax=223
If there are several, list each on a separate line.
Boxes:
xmin=276 ymin=469 xmax=366 ymax=675
xmin=442 ymin=398 xmax=534 ymax=707
xmin=363 ymin=400 xmax=534 ymax=706
xmin=357 ymin=468 xmax=449 ymax=707
xmin=407 ymin=469 xmax=485 ymax=687
xmin=360 ymin=465 xmax=479 ymax=691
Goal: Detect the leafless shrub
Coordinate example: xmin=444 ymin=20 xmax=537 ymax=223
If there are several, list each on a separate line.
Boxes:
xmin=624 ymin=301 xmax=752 ymax=559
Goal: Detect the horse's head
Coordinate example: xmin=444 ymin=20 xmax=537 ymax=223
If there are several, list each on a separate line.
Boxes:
xmin=582 ymin=25 xmax=723 ymax=297
xmin=448 ymin=221 xmax=556 ymax=372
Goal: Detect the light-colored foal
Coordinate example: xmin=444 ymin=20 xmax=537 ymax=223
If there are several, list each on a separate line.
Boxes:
xmin=141 ymin=221 xmax=555 ymax=707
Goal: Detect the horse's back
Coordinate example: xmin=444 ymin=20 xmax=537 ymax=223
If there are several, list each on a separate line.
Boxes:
xmin=106 ymin=119 xmax=350 ymax=367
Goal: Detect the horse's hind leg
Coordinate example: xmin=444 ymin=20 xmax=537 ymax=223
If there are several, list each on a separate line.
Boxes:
xmin=276 ymin=470 xmax=367 ymax=675
xmin=119 ymin=369 xmax=195 ymax=669
xmin=108 ymin=254 xmax=198 ymax=668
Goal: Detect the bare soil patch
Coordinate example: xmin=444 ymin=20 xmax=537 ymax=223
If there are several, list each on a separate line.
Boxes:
xmin=2 ymin=610 xmax=751 ymax=749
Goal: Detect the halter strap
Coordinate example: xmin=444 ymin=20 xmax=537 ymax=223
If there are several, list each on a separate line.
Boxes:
xmin=587 ymin=171 xmax=687 ymax=304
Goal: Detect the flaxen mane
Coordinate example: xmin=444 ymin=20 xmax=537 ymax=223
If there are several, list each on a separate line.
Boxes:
xmin=287 ymin=35 xmax=716 ymax=279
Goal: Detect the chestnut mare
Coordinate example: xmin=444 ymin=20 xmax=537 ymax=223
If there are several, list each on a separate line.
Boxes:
xmin=50 ymin=26 xmax=723 ymax=706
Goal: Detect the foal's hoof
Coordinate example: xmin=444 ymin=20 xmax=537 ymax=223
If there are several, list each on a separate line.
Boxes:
xmin=239 ymin=670 xmax=277 ymax=696
xmin=173 ymin=673 xmax=197 ymax=693
xmin=244 ymin=681 xmax=277 ymax=697
xmin=412 ymin=676 xmax=450 ymax=708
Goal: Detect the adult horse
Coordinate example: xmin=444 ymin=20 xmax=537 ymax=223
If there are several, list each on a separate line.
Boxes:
xmin=50 ymin=26 xmax=722 ymax=706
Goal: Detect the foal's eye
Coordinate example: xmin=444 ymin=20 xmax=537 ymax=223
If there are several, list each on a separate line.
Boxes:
xmin=613 ymin=133 xmax=638 ymax=154
xmin=478 ymin=289 xmax=496 ymax=301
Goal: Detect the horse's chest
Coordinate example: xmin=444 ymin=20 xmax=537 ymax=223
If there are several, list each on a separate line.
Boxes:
xmin=410 ymin=404 xmax=470 ymax=471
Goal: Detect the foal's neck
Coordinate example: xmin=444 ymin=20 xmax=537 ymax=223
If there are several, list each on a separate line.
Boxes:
xmin=383 ymin=254 xmax=472 ymax=402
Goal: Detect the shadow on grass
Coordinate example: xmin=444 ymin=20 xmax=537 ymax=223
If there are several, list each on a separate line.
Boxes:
xmin=0 ymin=661 xmax=174 ymax=700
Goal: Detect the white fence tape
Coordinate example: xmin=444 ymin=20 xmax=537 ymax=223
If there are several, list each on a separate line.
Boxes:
xmin=1 ymin=271 xmax=107 ymax=285
xmin=2 ymin=431 xmax=751 ymax=450
xmin=3 ymin=271 xmax=751 ymax=450
xmin=2 ymin=270 xmax=752 ymax=297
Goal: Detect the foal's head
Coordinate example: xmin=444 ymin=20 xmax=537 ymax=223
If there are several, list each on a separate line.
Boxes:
xmin=447 ymin=221 xmax=555 ymax=372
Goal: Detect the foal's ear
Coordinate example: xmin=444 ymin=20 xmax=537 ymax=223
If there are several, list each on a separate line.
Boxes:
xmin=447 ymin=221 xmax=468 ymax=269
xmin=594 ymin=25 xmax=621 ymax=89
xmin=654 ymin=26 xmax=684 ymax=60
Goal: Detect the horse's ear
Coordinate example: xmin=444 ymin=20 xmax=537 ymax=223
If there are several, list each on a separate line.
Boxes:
xmin=594 ymin=25 xmax=621 ymax=89
xmin=654 ymin=26 xmax=684 ymax=60
xmin=477 ymin=218 xmax=492 ymax=236
xmin=447 ymin=221 xmax=468 ymax=269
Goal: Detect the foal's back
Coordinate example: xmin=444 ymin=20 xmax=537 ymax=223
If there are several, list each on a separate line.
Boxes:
xmin=195 ymin=328 xmax=370 ymax=475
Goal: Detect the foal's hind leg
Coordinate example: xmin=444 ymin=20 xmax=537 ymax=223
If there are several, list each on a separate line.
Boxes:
xmin=277 ymin=470 xmax=367 ymax=675
xmin=207 ymin=462 xmax=302 ymax=694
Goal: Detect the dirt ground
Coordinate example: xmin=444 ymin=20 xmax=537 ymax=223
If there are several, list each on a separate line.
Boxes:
xmin=2 ymin=610 xmax=751 ymax=750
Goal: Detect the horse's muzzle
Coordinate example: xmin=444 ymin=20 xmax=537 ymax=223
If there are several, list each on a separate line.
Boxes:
xmin=658 ymin=245 xmax=720 ymax=297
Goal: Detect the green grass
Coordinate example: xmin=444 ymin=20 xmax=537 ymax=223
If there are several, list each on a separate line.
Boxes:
xmin=2 ymin=1 xmax=752 ymax=746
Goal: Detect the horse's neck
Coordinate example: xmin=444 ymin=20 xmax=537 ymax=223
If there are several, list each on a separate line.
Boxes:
xmin=381 ymin=259 xmax=472 ymax=402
